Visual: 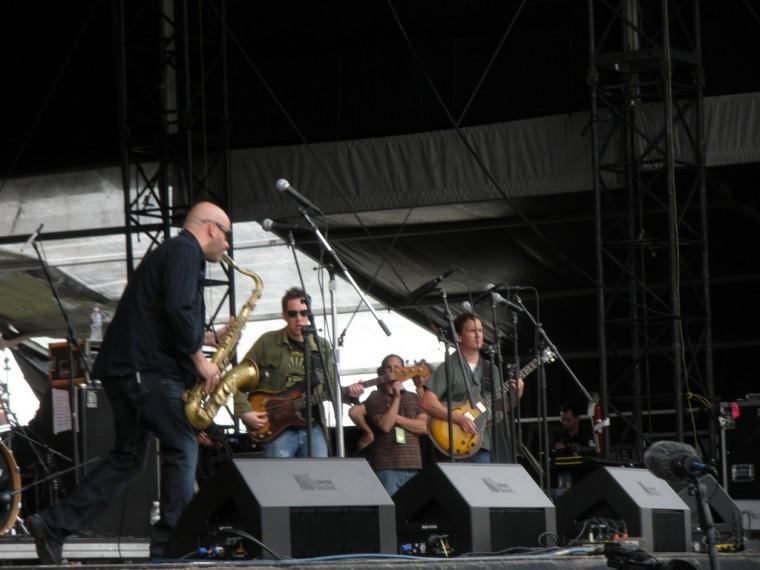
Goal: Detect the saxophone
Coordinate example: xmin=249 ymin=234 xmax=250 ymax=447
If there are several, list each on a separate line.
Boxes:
xmin=184 ymin=254 xmax=261 ymax=430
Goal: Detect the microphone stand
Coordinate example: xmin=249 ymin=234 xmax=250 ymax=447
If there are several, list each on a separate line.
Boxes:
xmin=513 ymin=291 xmax=593 ymax=492
xmin=487 ymin=294 xmax=514 ymax=463
xmin=511 ymin=309 xmax=523 ymax=462
xmin=439 ymin=291 xmax=456 ymax=461
xmin=690 ymin=476 xmax=720 ymax=569
xmin=325 ymin=263 xmax=346 ymax=457
xmin=440 ymin=287 xmax=474 ymax=462
xmin=30 ymin=232 xmax=93 ymax=484
xmin=298 ymin=208 xmax=391 ymax=457
xmin=286 ymin=230 xmax=315 ymax=457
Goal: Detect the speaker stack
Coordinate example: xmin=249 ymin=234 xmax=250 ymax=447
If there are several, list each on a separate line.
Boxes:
xmin=394 ymin=463 xmax=556 ymax=556
xmin=78 ymin=385 xmax=159 ymax=538
xmin=164 ymin=457 xmax=396 ymax=559
xmin=671 ymin=474 xmax=744 ymax=546
xmin=556 ymin=467 xmax=691 ymax=552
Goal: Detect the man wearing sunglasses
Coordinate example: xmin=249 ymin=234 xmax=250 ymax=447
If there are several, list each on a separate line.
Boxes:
xmin=29 ymin=201 xmax=231 ymax=563
xmin=234 ymin=287 xmax=364 ymax=457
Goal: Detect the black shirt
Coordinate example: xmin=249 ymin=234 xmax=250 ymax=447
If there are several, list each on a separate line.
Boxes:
xmin=92 ymin=230 xmax=206 ymax=385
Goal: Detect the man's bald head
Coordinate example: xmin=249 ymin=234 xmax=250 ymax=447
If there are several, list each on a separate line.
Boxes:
xmin=184 ymin=201 xmax=231 ymax=262
xmin=185 ymin=201 xmax=229 ymax=228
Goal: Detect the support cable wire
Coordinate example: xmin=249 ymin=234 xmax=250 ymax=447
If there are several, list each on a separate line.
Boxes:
xmin=0 ymin=0 xmax=101 ymax=197
xmin=455 ymin=0 xmax=529 ymax=126
xmin=385 ymin=0 xmax=661 ymax=317
xmin=204 ymin=2 xmax=417 ymax=310
xmin=662 ymin=4 xmax=709 ymax=448
xmin=740 ymin=0 xmax=760 ymax=26
xmin=388 ymin=0 xmax=712 ymax=452
xmin=338 ymin=207 xmax=415 ymax=345
xmin=217 ymin=0 xmax=650 ymax=330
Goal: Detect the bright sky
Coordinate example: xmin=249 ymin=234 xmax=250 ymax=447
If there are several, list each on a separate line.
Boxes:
xmin=4 ymin=219 xmax=451 ymax=430
xmin=1 ymin=348 xmax=39 ymax=426
xmin=8 ymin=308 xmax=447 ymax=430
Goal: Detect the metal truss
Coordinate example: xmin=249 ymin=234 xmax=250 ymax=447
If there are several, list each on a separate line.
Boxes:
xmin=588 ymin=0 xmax=715 ymax=461
xmin=113 ymin=0 xmax=236 ymax=326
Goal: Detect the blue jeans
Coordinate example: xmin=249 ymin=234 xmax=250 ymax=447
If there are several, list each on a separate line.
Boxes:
xmin=264 ymin=426 xmax=328 ymax=458
xmin=42 ymin=373 xmax=198 ymax=558
xmin=376 ymin=469 xmax=418 ymax=496
xmin=468 ymin=449 xmax=492 ymax=463
xmin=435 ymin=448 xmax=492 ymax=463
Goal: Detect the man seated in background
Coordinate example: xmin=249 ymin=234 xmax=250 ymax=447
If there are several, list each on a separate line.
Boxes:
xmin=553 ymin=401 xmax=595 ymax=455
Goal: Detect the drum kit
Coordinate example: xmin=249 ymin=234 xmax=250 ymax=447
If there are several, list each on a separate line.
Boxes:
xmin=0 ymin=395 xmax=22 ymax=536
xmin=0 ymin=353 xmax=68 ymax=539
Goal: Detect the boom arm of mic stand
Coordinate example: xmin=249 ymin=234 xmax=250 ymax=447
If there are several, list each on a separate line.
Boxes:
xmin=300 ymin=209 xmax=391 ymax=337
xmin=513 ymin=294 xmax=593 ymax=403
xmin=31 ymin=238 xmax=87 ymax=485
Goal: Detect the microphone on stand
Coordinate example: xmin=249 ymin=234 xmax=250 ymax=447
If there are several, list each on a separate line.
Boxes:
xmin=485 ymin=282 xmax=524 ymax=313
xmin=261 ymin=218 xmax=312 ymax=233
xmin=644 ymin=440 xmax=718 ymax=480
xmin=489 ymin=282 xmax=533 ymax=292
xmin=20 ymin=223 xmax=44 ymax=253
xmin=275 ymin=179 xmax=324 ymax=214
xmin=402 ymin=270 xmax=455 ymax=304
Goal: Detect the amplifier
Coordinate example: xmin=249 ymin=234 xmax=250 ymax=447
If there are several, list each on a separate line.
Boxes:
xmin=720 ymin=398 xmax=760 ymax=499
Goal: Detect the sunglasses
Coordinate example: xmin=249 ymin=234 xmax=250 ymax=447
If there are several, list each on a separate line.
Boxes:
xmin=202 ymin=219 xmax=231 ymax=236
xmin=286 ymin=310 xmax=309 ymax=318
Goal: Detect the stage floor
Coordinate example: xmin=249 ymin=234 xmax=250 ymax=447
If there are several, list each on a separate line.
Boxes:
xmin=0 ymin=537 xmax=758 ymax=569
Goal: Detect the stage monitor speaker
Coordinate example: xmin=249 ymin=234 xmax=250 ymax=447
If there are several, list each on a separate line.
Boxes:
xmin=556 ymin=467 xmax=690 ymax=552
xmin=164 ymin=457 xmax=395 ymax=559
xmin=671 ymin=474 xmax=744 ymax=544
xmin=394 ymin=463 xmax=555 ymax=556
xmin=79 ymin=385 xmax=159 ymax=538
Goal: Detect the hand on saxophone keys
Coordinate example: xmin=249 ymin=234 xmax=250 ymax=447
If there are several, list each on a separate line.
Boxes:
xmin=191 ymin=350 xmax=221 ymax=394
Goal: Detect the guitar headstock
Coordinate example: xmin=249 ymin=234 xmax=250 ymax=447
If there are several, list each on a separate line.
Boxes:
xmin=539 ymin=347 xmax=557 ymax=364
xmin=391 ymin=362 xmax=431 ymax=381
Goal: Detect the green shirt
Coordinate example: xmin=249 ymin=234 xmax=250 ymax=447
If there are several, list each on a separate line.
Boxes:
xmin=233 ymin=327 xmax=336 ymax=432
xmin=425 ymin=353 xmax=495 ymax=451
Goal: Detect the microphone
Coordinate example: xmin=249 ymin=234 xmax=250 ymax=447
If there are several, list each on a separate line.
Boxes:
xmin=489 ymin=282 xmax=533 ymax=292
xmin=275 ymin=179 xmax=324 ymax=214
xmin=461 ymin=300 xmax=474 ymax=313
xmin=485 ymin=283 xmax=524 ymax=313
xmin=261 ymin=218 xmax=311 ymax=233
xmin=644 ymin=440 xmax=717 ymax=480
xmin=403 ymin=270 xmax=455 ymax=304
xmin=20 ymin=223 xmax=44 ymax=253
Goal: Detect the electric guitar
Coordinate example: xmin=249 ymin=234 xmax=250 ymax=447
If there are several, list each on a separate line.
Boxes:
xmin=427 ymin=348 xmax=556 ymax=458
xmin=248 ymin=363 xmax=430 ymax=444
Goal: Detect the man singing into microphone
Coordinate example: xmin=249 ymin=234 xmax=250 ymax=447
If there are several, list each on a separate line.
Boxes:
xmin=421 ymin=313 xmax=524 ymax=463
xmin=234 ymin=287 xmax=364 ymax=457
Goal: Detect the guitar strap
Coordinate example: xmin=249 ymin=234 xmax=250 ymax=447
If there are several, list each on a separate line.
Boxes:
xmin=479 ymin=354 xmax=494 ymax=394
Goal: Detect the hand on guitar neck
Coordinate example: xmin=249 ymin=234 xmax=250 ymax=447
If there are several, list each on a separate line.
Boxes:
xmin=246 ymin=363 xmax=431 ymax=445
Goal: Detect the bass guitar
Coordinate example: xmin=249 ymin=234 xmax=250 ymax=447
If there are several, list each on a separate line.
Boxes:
xmin=248 ymin=363 xmax=430 ymax=444
xmin=427 ymin=348 xmax=555 ymax=458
